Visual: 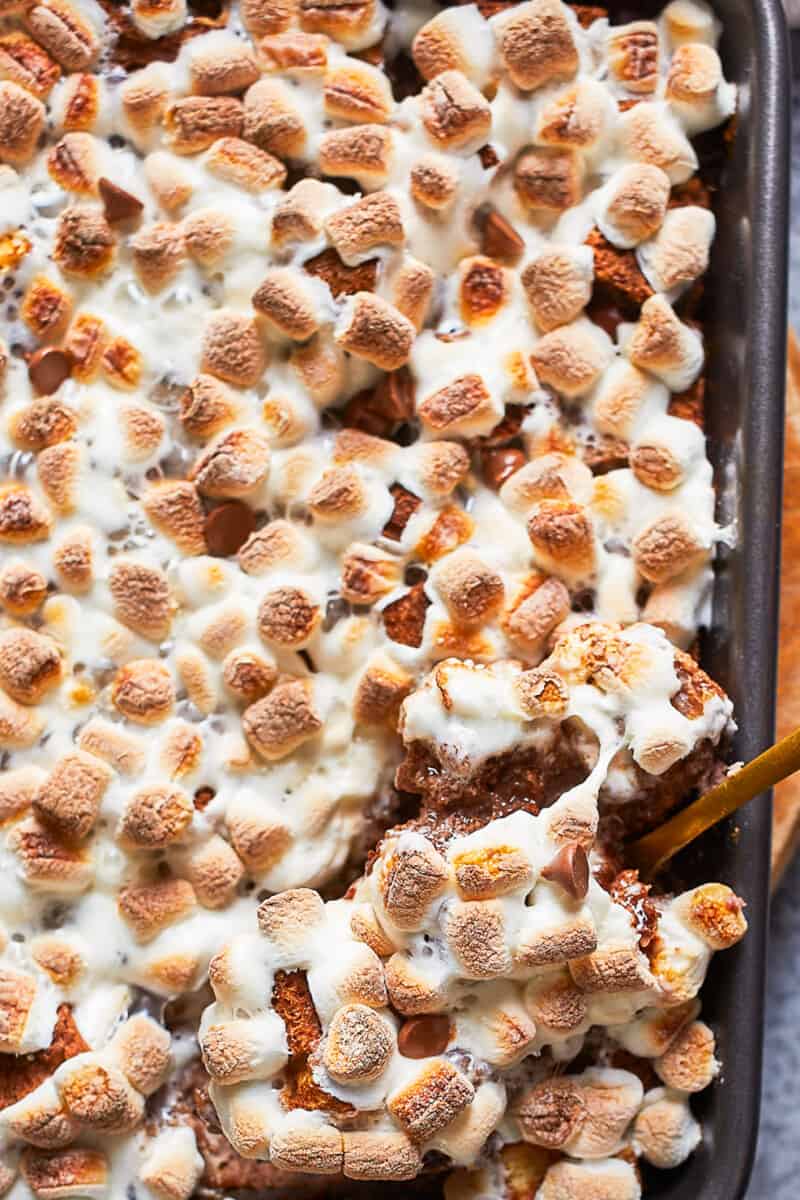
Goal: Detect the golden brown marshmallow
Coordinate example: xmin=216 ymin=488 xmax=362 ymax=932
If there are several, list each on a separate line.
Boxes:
xmin=252 ymin=268 xmax=322 ymax=340
xmin=318 ymin=124 xmax=394 ymax=186
xmin=0 ymin=627 xmax=62 ymax=705
xmin=34 ymin=750 xmax=113 ymax=840
xmin=242 ymin=676 xmax=322 ymax=760
xmin=335 ymin=293 xmax=415 ymax=370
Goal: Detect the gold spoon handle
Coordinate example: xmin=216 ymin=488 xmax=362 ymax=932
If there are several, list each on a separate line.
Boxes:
xmin=628 ymin=726 xmax=800 ymax=879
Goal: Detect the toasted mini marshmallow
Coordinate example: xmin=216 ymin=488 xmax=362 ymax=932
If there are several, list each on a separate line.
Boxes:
xmin=179 ymin=374 xmax=239 ymax=439
xmin=410 ymin=152 xmax=460 ymax=210
xmin=181 ymin=207 xmax=235 ymax=267
xmin=322 ymin=1002 xmax=394 ymax=1084
xmin=0 ymin=559 xmax=48 ymax=615
xmin=252 ymin=267 xmax=324 ymax=340
xmin=143 ymin=481 xmax=207 ymax=555
xmin=388 ymin=1059 xmax=475 ymax=1140
xmin=165 ymin=96 xmax=244 ymax=154
xmin=120 ymin=66 xmax=169 ymax=148
xmin=298 ymin=0 xmax=385 ymax=50
xmin=515 ymin=666 xmax=570 ymax=718
xmin=432 ymin=548 xmax=505 ymax=628
xmin=53 ymin=205 xmax=115 ymax=279
xmin=0 ymin=80 xmax=46 ymax=163
xmin=500 ymin=453 xmax=593 ymax=513
xmin=190 ymin=427 xmax=270 ymax=500
xmin=444 ymin=900 xmax=511 ymax=980
xmin=3 ymin=1076 xmax=77 ymax=1149
xmin=671 ymin=882 xmax=747 ymax=950
xmin=376 ymin=837 xmax=449 ymax=933
xmin=514 ymin=146 xmax=582 ymax=212
xmin=259 ymin=29 xmax=329 ymax=72
xmin=522 ymin=246 xmax=593 ymax=332
xmin=242 ymin=676 xmax=323 ymax=760
xmin=324 ymin=58 xmax=393 ymax=124
xmin=412 ymin=6 xmax=493 ymax=88
xmin=533 ymin=319 xmax=614 ymax=398
xmin=318 ymin=123 xmax=393 ymax=186
xmin=524 ymin=970 xmax=588 ymax=1040
xmin=189 ymin=35 xmax=259 ymax=96
xmin=342 ymin=1131 xmax=423 ymax=1181
xmin=618 ymin=101 xmax=698 ymax=184
xmin=118 ymin=877 xmax=197 ymax=942
xmin=270 ymin=178 xmax=337 ymax=245
xmin=111 ymin=658 xmax=176 ymax=725
xmin=20 ymin=1146 xmax=109 ymax=1199
xmin=140 ymin=1127 xmax=204 ymax=1200
xmin=0 ymin=965 xmax=45 ymax=1053
xmin=257 ymin=886 xmax=325 ymax=945
xmin=178 ymin=833 xmax=245 ymax=909
xmin=420 ymin=69 xmax=491 ymax=152
xmin=654 ymin=1018 xmax=718 ymax=1092
xmin=51 ymin=528 xmax=93 ymax=594
xmin=118 ymin=783 xmax=193 ymax=850
xmin=418 ymin=373 xmax=501 ymax=438
xmin=608 ymin=21 xmax=660 ymax=93
xmin=335 ymin=293 xmax=415 ymax=370
xmin=33 ymin=750 xmax=113 ymax=840
xmin=633 ymin=1087 xmax=701 ymax=1169
xmin=537 ymin=1156 xmax=641 ymax=1200
xmin=0 ymin=484 xmax=51 ymax=547
xmin=666 ymin=42 xmax=734 ymax=133
xmin=625 ymin=294 xmax=703 ymax=390
xmin=493 ymin=0 xmax=578 ymax=91
xmin=36 ymin=441 xmax=79 ymax=514
xmin=108 ymin=559 xmax=172 ymax=642
xmin=0 ymin=627 xmax=61 ymax=705
xmin=144 ymin=150 xmax=194 ymax=211
xmin=269 ymin=1124 xmax=345 ymax=1174
xmin=504 ymin=576 xmax=571 ymax=654
xmin=110 ymin=1013 xmax=172 ymax=1095
xmin=202 ymin=311 xmax=268 ymax=387
xmin=632 ymin=512 xmax=708 ymax=583
xmin=243 ymin=76 xmax=306 ymax=158
xmin=56 ymin=1058 xmax=145 ymax=1133
xmin=595 ymin=162 xmax=672 ymax=248
xmin=325 ymin=191 xmax=403 ymax=264
xmin=340 ymin=542 xmax=402 ymax=605
xmin=9 ymin=814 xmax=93 ymax=889
xmin=100 ymin=334 xmax=143 ymax=391
xmin=662 ymin=0 xmax=720 ymax=47
xmin=21 ymin=276 xmax=73 ymax=343
xmin=257 ymin=584 xmax=320 ymax=648
xmin=205 ymin=136 xmax=286 ymax=193
xmin=537 ymin=79 xmax=616 ymax=151
xmin=638 ymin=205 xmax=715 ymax=294
xmin=132 ymin=0 xmax=186 ymax=36
xmin=47 ymin=131 xmax=99 ymax=195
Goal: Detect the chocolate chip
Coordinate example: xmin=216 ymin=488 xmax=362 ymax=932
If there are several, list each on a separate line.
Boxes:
xmin=397 ymin=1015 xmax=451 ymax=1059
xmin=27 ymin=347 xmax=72 ymax=395
xmin=204 ymin=501 xmax=256 ymax=557
xmin=98 ymin=177 xmax=144 ymax=224
xmin=541 ymin=842 xmax=590 ymax=901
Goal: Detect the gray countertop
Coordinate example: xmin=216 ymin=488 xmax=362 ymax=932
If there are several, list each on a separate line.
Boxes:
xmin=742 ymin=71 xmax=799 ymax=1200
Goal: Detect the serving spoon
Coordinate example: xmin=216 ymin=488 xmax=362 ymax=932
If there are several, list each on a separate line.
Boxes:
xmin=627 ymin=726 xmax=800 ymax=880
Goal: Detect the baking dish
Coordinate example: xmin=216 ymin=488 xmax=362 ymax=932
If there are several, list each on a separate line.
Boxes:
xmin=645 ymin=0 xmax=789 ymax=1195
xmin=383 ymin=1 xmax=790 ymax=1197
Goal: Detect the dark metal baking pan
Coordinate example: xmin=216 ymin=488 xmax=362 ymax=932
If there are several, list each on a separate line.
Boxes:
xmin=642 ymin=0 xmax=789 ymax=1194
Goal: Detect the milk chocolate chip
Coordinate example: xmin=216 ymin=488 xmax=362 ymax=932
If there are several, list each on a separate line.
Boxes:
xmin=204 ymin=501 xmax=256 ymax=557
xmin=541 ymin=842 xmax=589 ymax=901
xmin=98 ymin=177 xmax=144 ymax=224
xmin=28 ymin=348 xmax=72 ymax=395
xmin=397 ymin=1015 xmax=451 ymax=1059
